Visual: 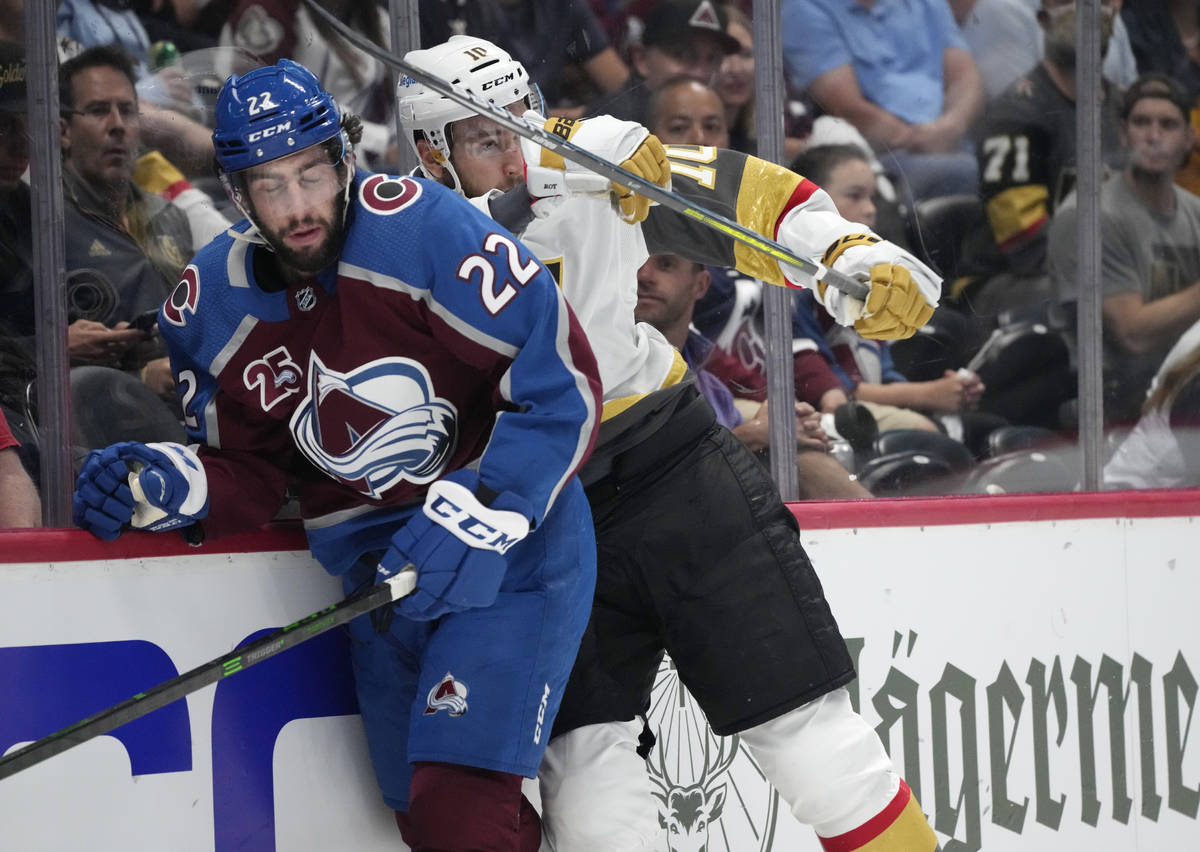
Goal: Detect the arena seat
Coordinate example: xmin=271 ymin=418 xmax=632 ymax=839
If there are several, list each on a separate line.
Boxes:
xmin=856 ymin=450 xmax=960 ymax=496
xmin=873 ymin=428 xmax=975 ymax=472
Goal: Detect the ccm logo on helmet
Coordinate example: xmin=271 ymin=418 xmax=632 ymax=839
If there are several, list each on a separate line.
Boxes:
xmin=482 ymin=72 xmax=516 ymax=91
xmin=247 ymin=121 xmax=293 ymax=142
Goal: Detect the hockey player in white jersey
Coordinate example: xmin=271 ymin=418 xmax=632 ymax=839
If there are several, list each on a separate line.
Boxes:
xmin=399 ymin=36 xmax=941 ymax=852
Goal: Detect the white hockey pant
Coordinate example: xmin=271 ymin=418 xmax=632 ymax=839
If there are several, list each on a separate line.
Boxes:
xmin=536 ymin=687 xmax=899 ymax=852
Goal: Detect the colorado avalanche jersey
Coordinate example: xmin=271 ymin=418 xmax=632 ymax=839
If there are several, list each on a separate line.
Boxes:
xmin=159 ymin=171 xmax=601 ymax=573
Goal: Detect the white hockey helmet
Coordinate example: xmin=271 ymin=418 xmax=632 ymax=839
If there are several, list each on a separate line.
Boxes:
xmin=397 ymin=35 xmax=540 ymax=192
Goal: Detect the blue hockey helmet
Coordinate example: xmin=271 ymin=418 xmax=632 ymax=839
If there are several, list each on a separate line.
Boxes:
xmin=213 ymin=59 xmax=344 ymax=175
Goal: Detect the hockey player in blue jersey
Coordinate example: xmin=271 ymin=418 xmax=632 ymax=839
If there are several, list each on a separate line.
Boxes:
xmin=72 ymin=58 xmax=603 ymax=851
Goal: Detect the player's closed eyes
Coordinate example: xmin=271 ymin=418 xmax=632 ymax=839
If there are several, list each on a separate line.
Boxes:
xmin=253 ymin=163 xmax=338 ymax=197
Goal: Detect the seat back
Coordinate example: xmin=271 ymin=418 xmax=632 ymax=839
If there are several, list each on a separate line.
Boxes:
xmin=873 ymin=428 xmax=976 ymax=472
xmin=856 ymin=450 xmax=960 ymax=496
xmin=905 ymin=193 xmax=986 ymax=281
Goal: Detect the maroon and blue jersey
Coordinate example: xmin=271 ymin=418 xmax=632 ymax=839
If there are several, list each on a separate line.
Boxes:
xmin=159 ymin=171 xmax=601 ymax=573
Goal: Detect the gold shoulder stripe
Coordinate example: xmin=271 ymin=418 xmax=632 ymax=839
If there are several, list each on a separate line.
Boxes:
xmin=600 ymin=348 xmax=688 ymax=421
xmin=733 ymin=157 xmax=803 ymax=284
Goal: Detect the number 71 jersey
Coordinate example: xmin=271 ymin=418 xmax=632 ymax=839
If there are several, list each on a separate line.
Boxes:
xmin=158 ymin=171 xmax=600 ymax=568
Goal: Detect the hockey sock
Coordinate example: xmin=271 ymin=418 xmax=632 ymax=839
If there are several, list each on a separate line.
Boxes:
xmin=395 ymin=761 xmax=540 ymax=851
xmin=817 ymin=779 xmax=937 ymax=852
xmin=739 ymin=688 xmax=937 ymax=848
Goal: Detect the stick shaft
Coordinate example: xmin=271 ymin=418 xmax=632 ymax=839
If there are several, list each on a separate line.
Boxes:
xmin=0 ymin=570 xmax=415 ymax=780
xmin=299 ymin=0 xmax=869 ymax=302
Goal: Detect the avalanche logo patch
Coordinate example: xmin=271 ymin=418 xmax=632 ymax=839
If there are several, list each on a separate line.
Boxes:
xmin=359 ymin=174 xmax=422 ymax=215
xmin=163 ymin=265 xmax=200 ymax=327
xmin=289 ymin=352 xmax=457 ymax=498
xmin=425 ymin=672 xmax=469 ymax=717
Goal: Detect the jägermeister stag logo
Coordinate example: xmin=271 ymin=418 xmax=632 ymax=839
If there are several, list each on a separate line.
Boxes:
xmin=647 ymin=656 xmax=782 ymax=850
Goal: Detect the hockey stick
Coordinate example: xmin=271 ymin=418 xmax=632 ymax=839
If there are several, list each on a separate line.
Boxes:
xmin=0 ymin=567 xmax=416 ymax=781
xmin=299 ymin=0 xmax=870 ymax=302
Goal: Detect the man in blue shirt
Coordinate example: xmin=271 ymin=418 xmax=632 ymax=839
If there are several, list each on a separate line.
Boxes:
xmin=782 ymin=0 xmax=984 ymax=202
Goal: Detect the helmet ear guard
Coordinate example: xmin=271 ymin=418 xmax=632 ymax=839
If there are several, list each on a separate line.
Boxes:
xmin=397 ymin=35 xmax=535 ymax=193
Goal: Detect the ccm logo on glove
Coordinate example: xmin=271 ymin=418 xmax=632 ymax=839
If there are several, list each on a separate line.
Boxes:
xmin=424 ymin=478 xmax=530 ymax=554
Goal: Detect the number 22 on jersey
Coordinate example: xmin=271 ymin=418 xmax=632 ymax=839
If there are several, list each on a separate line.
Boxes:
xmin=457 ymin=232 xmax=541 ymax=316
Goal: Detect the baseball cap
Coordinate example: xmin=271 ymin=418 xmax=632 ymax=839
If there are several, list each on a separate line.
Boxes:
xmin=0 ymin=41 xmax=25 ymax=112
xmin=1120 ymin=73 xmax=1192 ymax=121
xmin=640 ymin=0 xmax=741 ymax=55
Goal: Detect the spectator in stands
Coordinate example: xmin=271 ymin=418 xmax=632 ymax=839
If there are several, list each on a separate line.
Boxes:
xmin=712 ymin=4 xmax=808 ymax=161
xmin=57 ymin=0 xmax=152 ymax=75
xmin=419 ymin=0 xmax=629 ymax=114
xmin=587 ymin=0 xmax=632 ymax=47
xmin=59 ymin=45 xmax=190 ymax=400
xmin=635 ymin=251 xmax=873 ymax=498
xmin=1104 ymin=316 xmax=1200 ymax=489
xmin=789 ymin=145 xmax=985 ymax=431
xmin=960 ymin=0 xmax=1124 ymax=316
xmin=1121 ymin=0 xmax=1200 ymax=101
xmin=0 ymin=41 xmax=130 ymax=455
xmin=949 ymin=0 xmax=1042 ymax=100
xmin=0 ymin=39 xmax=32 ymax=347
xmin=646 ymin=75 xmax=729 ymax=147
xmin=221 ymin=0 xmax=396 ymax=167
xmin=0 ymin=38 xmax=48 ymax=477
xmin=131 ymin=0 xmax=227 ymax=52
xmin=0 ymin=1 xmax=214 ymax=179
xmin=1121 ymin=0 xmax=1200 ymax=196
xmin=782 ymin=0 xmax=985 ymax=203
xmin=713 ymin=3 xmax=755 ymax=152
xmin=1049 ymin=73 xmax=1200 ymax=425
xmin=586 ymin=0 xmax=740 ymax=123
xmin=0 ymin=408 xmax=39 ymax=527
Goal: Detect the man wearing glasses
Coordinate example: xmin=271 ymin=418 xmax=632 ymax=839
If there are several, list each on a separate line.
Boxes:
xmin=59 ymin=44 xmax=193 ymax=399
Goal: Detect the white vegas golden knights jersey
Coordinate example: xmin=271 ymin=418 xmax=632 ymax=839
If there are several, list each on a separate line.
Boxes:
xmin=500 ymin=144 xmax=882 ymax=424
xmin=516 ymin=188 xmax=680 ymax=420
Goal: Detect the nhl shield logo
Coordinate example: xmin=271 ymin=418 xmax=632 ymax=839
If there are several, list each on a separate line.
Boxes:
xmin=425 ymin=672 xmax=469 ymax=717
xmin=295 ymin=285 xmax=317 ymax=312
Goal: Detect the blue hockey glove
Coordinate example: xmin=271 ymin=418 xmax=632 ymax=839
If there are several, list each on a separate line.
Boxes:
xmin=379 ymin=468 xmax=533 ymax=622
xmin=73 ymin=446 xmax=138 ymax=540
xmin=73 ymin=441 xmax=209 ymax=539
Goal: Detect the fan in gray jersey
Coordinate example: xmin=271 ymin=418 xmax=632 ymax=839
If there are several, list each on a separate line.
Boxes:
xmin=399 ymin=35 xmax=942 ymax=852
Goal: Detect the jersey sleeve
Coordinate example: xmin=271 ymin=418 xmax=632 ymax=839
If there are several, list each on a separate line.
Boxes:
xmin=409 ymin=187 xmax=602 ymax=523
xmin=159 ymin=268 xmax=292 ymax=540
xmin=642 ymin=144 xmax=879 ymax=290
xmin=642 ymin=145 xmax=817 ymax=284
